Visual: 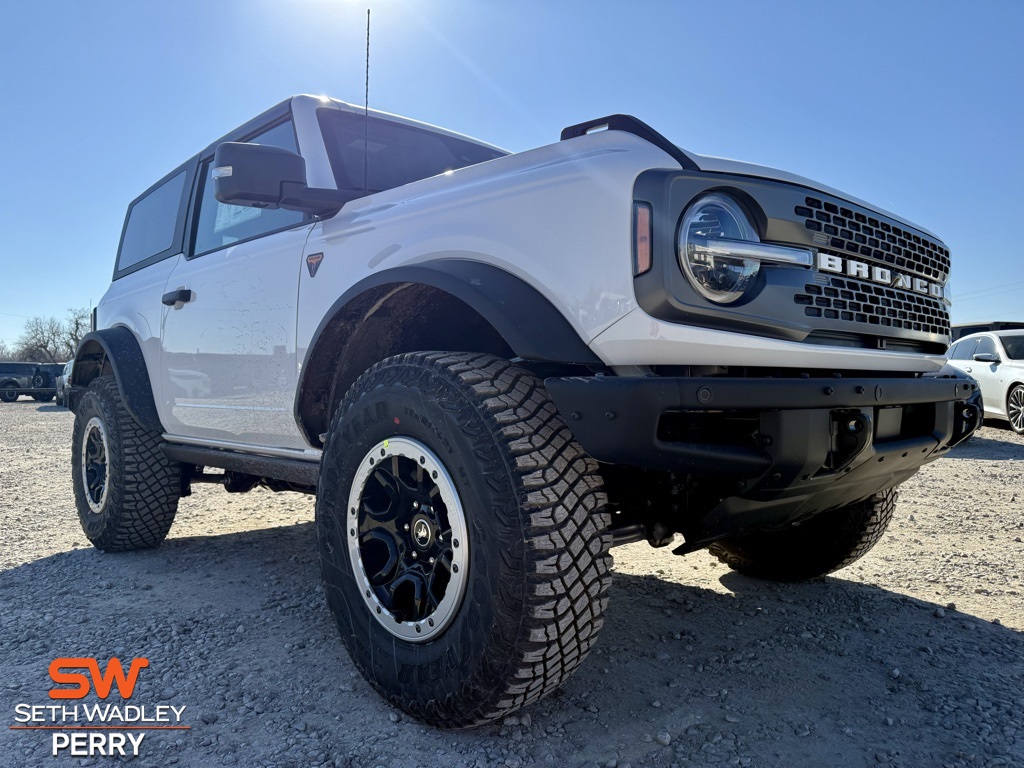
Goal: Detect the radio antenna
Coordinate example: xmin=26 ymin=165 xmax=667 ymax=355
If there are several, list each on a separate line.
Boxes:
xmin=363 ymin=8 xmax=370 ymax=195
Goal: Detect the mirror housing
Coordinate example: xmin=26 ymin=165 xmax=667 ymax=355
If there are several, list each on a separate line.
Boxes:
xmin=973 ymin=352 xmax=1001 ymax=364
xmin=213 ymin=142 xmax=354 ymax=216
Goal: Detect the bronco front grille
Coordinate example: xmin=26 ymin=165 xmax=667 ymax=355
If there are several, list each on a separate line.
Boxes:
xmin=794 ymin=274 xmax=949 ymax=338
xmin=795 ymin=196 xmax=949 ymax=281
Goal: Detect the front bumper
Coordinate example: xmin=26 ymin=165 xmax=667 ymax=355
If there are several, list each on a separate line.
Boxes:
xmin=546 ymin=373 xmax=979 ymax=539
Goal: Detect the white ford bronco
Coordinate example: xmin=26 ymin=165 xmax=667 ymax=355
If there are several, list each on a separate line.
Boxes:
xmin=69 ymin=95 xmax=979 ymax=727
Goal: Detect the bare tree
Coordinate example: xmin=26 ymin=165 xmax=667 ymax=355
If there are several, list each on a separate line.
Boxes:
xmin=15 ymin=316 xmax=65 ymax=363
xmin=61 ymin=307 xmax=91 ymax=359
xmin=9 ymin=308 xmax=91 ymax=362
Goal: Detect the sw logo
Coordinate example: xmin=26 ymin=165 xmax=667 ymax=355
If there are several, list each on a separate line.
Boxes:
xmin=13 ymin=657 xmax=186 ymax=757
xmin=306 ymin=252 xmax=324 ymax=277
xmin=49 ymin=657 xmax=149 ymax=700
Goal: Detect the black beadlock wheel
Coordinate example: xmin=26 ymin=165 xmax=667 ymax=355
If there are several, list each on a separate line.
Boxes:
xmin=708 ymin=489 xmax=899 ymax=582
xmin=1007 ymin=384 xmax=1024 ymax=435
xmin=71 ymin=376 xmax=182 ymax=551
xmin=316 ymin=352 xmax=612 ymax=728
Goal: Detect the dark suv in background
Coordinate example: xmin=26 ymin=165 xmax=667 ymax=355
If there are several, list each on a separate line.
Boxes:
xmin=0 ymin=362 xmax=63 ymax=402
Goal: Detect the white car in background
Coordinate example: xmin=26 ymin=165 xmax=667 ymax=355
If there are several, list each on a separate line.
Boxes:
xmin=946 ymin=331 xmax=1024 ymax=434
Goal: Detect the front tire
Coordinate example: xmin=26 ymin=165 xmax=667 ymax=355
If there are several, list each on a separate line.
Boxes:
xmin=1 ymin=383 xmax=19 ymax=402
xmin=71 ymin=376 xmax=182 ymax=551
xmin=1007 ymin=384 xmax=1024 ymax=435
xmin=317 ymin=352 xmax=611 ymax=728
xmin=709 ymin=489 xmax=898 ymax=582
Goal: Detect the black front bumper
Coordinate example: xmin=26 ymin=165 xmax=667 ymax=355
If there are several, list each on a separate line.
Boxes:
xmin=546 ymin=373 xmax=979 ymax=537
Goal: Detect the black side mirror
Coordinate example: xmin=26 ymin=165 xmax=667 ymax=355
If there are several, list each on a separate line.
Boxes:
xmin=213 ymin=142 xmax=304 ymax=209
xmin=213 ymin=142 xmax=354 ymax=216
xmin=973 ymin=352 xmax=1001 ymax=364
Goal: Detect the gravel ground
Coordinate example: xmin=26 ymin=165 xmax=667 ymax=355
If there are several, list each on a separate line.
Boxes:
xmin=1 ymin=401 xmax=1021 ymax=767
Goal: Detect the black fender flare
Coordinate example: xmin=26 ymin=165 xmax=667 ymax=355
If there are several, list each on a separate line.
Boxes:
xmin=70 ymin=327 xmax=162 ymax=432
xmin=302 ymin=259 xmax=601 ymax=370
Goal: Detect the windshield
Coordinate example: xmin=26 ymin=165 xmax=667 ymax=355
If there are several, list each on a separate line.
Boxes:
xmin=318 ymin=109 xmax=506 ymax=195
xmin=999 ymin=334 xmax=1024 ymax=359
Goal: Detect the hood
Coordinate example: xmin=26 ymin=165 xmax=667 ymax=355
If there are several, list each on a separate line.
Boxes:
xmin=679 ymin=149 xmax=941 ymax=242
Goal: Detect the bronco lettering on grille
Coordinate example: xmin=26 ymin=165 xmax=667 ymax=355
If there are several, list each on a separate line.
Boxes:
xmin=816 ymin=252 xmax=943 ymax=298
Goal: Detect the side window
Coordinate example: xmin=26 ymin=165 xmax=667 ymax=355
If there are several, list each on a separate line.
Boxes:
xmin=117 ymin=169 xmax=188 ymax=272
xmin=974 ymin=337 xmax=997 ymax=358
xmin=951 ymin=338 xmax=979 ymax=360
xmin=192 ymin=120 xmax=304 ymax=257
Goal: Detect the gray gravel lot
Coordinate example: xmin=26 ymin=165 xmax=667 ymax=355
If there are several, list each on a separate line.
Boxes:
xmin=1 ymin=402 xmax=1022 ymax=767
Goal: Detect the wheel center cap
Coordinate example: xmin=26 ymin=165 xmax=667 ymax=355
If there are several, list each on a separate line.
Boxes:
xmin=411 ymin=515 xmax=433 ymax=549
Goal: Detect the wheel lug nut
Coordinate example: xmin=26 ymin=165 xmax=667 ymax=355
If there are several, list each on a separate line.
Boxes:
xmin=404 ymin=524 xmax=410 ymax=531
xmin=413 ymin=501 xmax=420 ymax=510
xmin=411 ymin=551 xmax=418 ymax=559
xmin=429 ymin=557 xmax=434 ymax=564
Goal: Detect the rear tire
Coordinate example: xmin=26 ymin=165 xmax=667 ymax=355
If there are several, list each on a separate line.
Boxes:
xmin=71 ymin=376 xmax=182 ymax=551
xmin=317 ymin=352 xmax=612 ymax=728
xmin=1 ymin=383 xmax=18 ymax=403
xmin=709 ymin=489 xmax=898 ymax=582
xmin=33 ymin=394 xmax=54 ymax=402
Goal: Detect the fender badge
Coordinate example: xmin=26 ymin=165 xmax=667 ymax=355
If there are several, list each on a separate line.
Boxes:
xmin=306 ymin=252 xmax=324 ymax=277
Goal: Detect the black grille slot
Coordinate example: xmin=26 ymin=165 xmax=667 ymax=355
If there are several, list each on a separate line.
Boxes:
xmin=793 ymin=273 xmax=949 ymax=337
xmin=796 ymin=196 xmax=949 ymax=281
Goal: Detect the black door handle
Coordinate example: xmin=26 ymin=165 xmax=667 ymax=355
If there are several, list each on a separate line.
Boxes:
xmin=162 ymin=289 xmax=194 ymax=306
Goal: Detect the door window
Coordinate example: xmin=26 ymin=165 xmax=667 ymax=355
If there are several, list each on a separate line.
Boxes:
xmin=974 ymin=337 xmax=997 ymax=359
xmin=950 ymin=338 xmax=979 ymax=360
xmin=192 ymin=120 xmax=305 ymax=257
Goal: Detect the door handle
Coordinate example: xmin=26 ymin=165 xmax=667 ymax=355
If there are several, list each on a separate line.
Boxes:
xmin=162 ymin=289 xmax=195 ymax=306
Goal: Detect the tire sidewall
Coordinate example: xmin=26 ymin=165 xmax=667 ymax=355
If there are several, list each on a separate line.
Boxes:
xmin=72 ymin=383 xmax=125 ymax=543
xmin=317 ymin=367 xmax=524 ymax=720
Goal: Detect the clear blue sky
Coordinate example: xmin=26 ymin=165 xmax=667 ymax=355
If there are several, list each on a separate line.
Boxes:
xmin=1 ymin=0 xmax=1021 ymax=346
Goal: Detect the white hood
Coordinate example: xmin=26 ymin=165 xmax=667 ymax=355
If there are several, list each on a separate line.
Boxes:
xmin=679 ymin=149 xmax=941 ymax=242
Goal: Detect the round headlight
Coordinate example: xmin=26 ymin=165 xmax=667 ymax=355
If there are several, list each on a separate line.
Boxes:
xmin=678 ymin=194 xmax=760 ymax=304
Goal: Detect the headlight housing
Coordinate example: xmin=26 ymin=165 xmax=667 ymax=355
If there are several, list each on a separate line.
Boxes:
xmin=677 ymin=193 xmax=813 ymax=304
xmin=678 ymin=194 xmax=760 ymax=304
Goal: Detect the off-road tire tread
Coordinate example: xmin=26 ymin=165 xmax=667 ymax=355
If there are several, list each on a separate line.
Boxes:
xmin=319 ymin=352 xmax=612 ymax=728
xmin=72 ymin=376 xmax=181 ymax=551
xmin=708 ymin=489 xmax=898 ymax=582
